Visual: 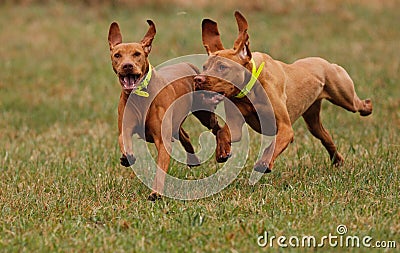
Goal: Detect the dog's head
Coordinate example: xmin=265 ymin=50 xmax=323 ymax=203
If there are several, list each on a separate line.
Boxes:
xmin=108 ymin=20 xmax=156 ymax=94
xmin=194 ymin=11 xmax=253 ymax=104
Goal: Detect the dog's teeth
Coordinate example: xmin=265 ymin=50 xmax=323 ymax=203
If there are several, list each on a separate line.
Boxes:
xmin=124 ymin=77 xmax=129 ymax=85
xmin=130 ymin=77 xmax=136 ymax=87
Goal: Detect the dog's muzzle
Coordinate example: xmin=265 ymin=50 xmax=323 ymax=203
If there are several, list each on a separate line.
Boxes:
xmin=195 ymin=75 xmax=225 ymax=105
xmin=195 ymin=75 xmax=209 ymax=90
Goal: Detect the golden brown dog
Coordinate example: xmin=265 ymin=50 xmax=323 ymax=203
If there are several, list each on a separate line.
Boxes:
xmin=108 ymin=20 xmax=220 ymax=200
xmin=194 ymin=11 xmax=372 ymax=173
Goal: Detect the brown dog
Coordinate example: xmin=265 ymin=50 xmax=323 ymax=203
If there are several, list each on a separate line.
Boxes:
xmin=108 ymin=20 xmax=220 ymax=200
xmin=194 ymin=11 xmax=372 ymax=173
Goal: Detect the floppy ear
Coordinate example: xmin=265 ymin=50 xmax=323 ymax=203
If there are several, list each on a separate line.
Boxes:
xmin=233 ymin=11 xmax=251 ymax=62
xmin=108 ymin=22 xmax=122 ymax=50
xmin=141 ymin=20 xmax=156 ymax=56
xmin=201 ymin=19 xmax=225 ymax=55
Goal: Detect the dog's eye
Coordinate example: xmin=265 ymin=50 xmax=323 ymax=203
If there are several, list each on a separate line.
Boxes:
xmin=219 ymin=64 xmax=227 ymax=71
xmin=114 ymin=53 xmax=121 ymax=58
xmin=133 ymin=52 xmax=141 ymax=57
xmin=202 ymin=65 xmax=207 ymax=71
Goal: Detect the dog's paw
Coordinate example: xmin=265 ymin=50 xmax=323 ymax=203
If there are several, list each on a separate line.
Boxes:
xmin=253 ymin=162 xmax=272 ymax=174
xmin=120 ymin=154 xmax=136 ymax=167
xmin=360 ymin=98 xmax=373 ymax=116
xmin=187 ymin=154 xmax=201 ymax=167
xmin=332 ymin=152 xmax=344 ymax=167
xmin=216 ymin=142 xmax=232 ymax=163
xmin=147 ymin=192 xmax=162 ymax=201
xmin=216 ymin=152 xmax=232 ymax=163
xmin=216 ymin=130 xmax=232 ymax=163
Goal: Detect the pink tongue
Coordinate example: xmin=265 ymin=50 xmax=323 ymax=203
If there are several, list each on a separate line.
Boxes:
xmin=123 ymin=76 xmax=137 ymax=88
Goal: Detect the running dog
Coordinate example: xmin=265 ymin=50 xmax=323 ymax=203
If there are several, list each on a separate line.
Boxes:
xmin=194 ymin=11 xmax=372 ymax=173
xmin=109 ymin=20 xmax=220 ymax=200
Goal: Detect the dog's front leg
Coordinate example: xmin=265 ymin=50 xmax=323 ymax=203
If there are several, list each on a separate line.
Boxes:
xmin=216 ymin=102 xmax=245 ymax=163
xmin=118 ymin=94 xmax=137 ymax=167
xmin=118 ymin=92 xmax=130 ymax=166
xmin=216 ymin=125 xmax=232 ymax=163
xmin=254 ymin=121 xmax=294 ymax=173
xmin=191 ymin=110 xmax=221 ymax=136
xmin=120 ymin=123 xmax=136 ymax=167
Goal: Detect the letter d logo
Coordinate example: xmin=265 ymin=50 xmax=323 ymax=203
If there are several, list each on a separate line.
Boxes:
xmin=257 ymin=231 xmax=268 ymax=247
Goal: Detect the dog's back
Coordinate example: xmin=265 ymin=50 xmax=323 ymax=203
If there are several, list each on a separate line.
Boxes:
xmin=156 ymin=62 xmax=199 ymax=91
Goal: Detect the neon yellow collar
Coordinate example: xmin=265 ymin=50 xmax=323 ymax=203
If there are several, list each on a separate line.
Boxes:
xmin=235 ymin=58 xmax=265 ymax=99
xmin=134 ymin=64 xmax=152 ymax=97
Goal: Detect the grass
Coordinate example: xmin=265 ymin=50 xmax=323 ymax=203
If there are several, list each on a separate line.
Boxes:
xmin=0 ymin=1 xmax=399 ymax=252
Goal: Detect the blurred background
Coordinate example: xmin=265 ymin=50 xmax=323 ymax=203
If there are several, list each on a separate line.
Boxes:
xmin=1 ymin=0 xmax=398 ymax=154
xmin=1 ymin=0 xmax=398 ymax=126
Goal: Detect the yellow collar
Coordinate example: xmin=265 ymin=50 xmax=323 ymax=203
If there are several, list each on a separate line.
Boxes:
xmin=235 ymin=58 xmax=265 ymax=99
xmin=134 ymin=64 xmax=152 ymax=97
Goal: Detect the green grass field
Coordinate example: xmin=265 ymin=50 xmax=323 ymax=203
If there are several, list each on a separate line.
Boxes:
xmin=0 ymin=1 xmax=399 ymax=252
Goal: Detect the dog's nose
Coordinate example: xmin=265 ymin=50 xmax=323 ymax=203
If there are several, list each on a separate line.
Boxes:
xmin=194 ymin=75 xmax=206 ymax=87
xmin=122 ymin=63 xmax=134 ymax=71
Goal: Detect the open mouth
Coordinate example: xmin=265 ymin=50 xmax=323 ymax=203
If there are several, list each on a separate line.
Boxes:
xmin=119 ymin=74 xmax=141 ymax=91
xmin=199 ymin=90 xmax=225 ymax=105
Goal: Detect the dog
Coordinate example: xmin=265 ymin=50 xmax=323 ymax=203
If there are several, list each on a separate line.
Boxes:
xmin=194 ymin=11 xmax=372 ymax=173
xmin=108 ymin=20 xmax=220 ymax=200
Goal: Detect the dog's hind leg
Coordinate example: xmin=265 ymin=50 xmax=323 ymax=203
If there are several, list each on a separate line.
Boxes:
xmin=302 ymin=99 xmax=344 ymax=166
xmin=149 ymin=119 xmax=173 ymax=201
xmin=325 ymin=64 xmax=372 ymax=116
xmin=149 ymin=138 xmax=172 ymax=201
xmin=178 ymin=126 xmax=201 ymax=167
